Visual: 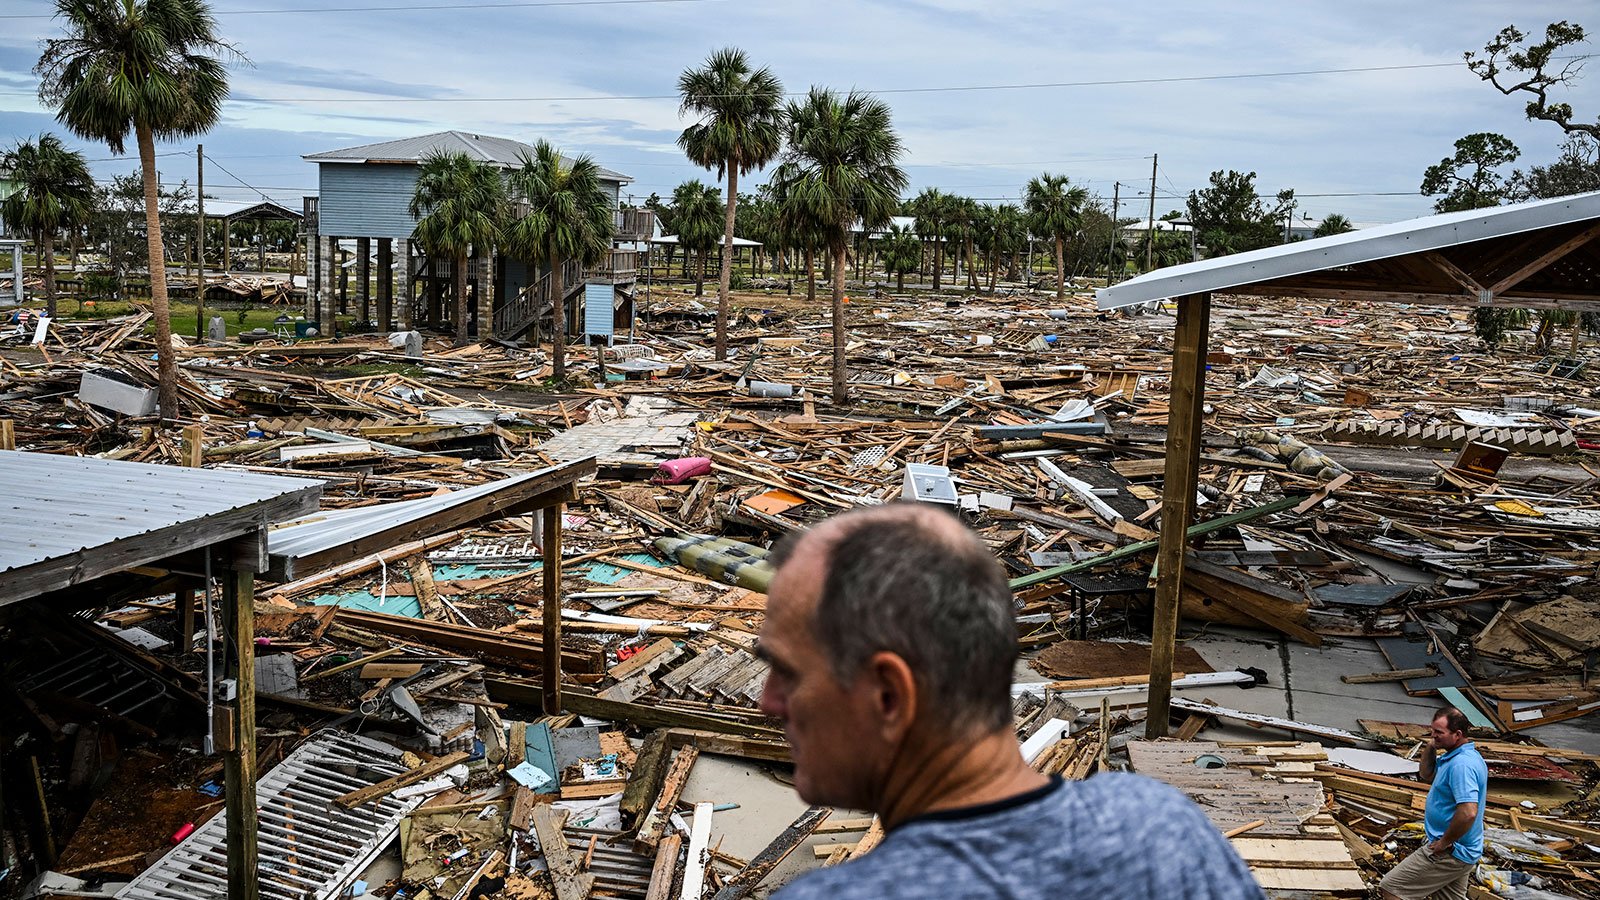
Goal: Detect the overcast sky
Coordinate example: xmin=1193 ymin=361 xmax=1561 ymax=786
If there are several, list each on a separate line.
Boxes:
xmin=2 ymin=0 xmax=1597 ymax=225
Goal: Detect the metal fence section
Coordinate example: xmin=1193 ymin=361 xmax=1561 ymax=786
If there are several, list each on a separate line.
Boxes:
xmin=117 ymin=730 xmax=426 ymax=900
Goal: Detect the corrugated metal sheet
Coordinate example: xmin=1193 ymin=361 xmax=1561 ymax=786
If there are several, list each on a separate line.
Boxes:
xmin=304 ymin=130 xmax=630 ymax=182
xmin=267 ymin=461 xmax=589 ymax=579
xmin=0 ymin=451 xmax=322 ymax=601
xmin=1095 ymin=190 xmax=1600 ymax=310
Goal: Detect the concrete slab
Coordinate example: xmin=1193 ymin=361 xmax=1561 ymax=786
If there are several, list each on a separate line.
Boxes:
xmin=679 ymin=747 xmax=846 ymax=894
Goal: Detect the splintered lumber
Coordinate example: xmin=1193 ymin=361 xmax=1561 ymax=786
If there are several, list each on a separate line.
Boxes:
xmin=711 ymin=806 xmax=829 ymax=900
xmin=485 ymin=681 xmax=784 ymax=740
xmin=332 ymin=750 xmax=467 ymax=808
xmin=1009 ymin=494 xmax=1306 ymax=590
xmin=644 ymin=833 xmax=683 ymax=900
xmin=531 ymin=805 xmax=595 ymax=900
xmin=409 ymin=557 xmax=444 ymax=620
xmin=667 ymin=729 xmax=791 ymax=763
xmin=633 ymin=747 xmax=699 ymax=853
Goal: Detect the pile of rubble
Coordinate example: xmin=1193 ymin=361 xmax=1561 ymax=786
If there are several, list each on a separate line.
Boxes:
xmin=3 ymin=282 xmax=1600 ymax=899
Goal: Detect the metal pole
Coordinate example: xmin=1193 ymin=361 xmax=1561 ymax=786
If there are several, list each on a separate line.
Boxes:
xmin=195 ymin=144 xmax=205 ymax=342
xmin=1144 ymin=154 xmax=1158 ymax=272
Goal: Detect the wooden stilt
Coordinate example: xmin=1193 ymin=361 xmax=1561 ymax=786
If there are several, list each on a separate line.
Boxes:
xmin=221 ymin=567 xmax=260 ymax=899
xmin=542 ymin=503 xmax=564 ymax=714
xmin=1146 ymin=293 xmax=1211 ymax=739
xmin=181 ymin=424 xmax=205 ymax=468
xmin=0 ymin=419 xmax=15 ymax=451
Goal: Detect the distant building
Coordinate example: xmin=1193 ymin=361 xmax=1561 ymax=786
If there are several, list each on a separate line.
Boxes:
xmin=302 ymin=130 xmax=652 ymax=339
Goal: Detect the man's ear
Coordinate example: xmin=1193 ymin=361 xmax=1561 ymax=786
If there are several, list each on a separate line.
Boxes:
xmin=863 ymin=651 xmax=918 ymax=742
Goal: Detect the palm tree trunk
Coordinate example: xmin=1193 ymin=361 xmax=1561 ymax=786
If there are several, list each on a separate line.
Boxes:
xmin=897 ymin=270 xmax=904 ymax=292
xmin=804 ymin=248 xmax=816 ymax=303
xmin=966 ymin=237 xmax=978 ymax=290
xmin=988 ymin=250 xmax=997 ymax=292
xmin=716 ymin=165 xmax=737 ymax=361
xmin=831 ymin=241 xmax=849 ymax=404
xmin=137 ymin=122 xmax=179 ymax=425
xmin=1054 ymin=236 xmax=1065 ymax=300
xmin=695 ymin=250 xmax=706 ymax=296
xmin=42 ymin=231 xmax=57 ymax=318
xmin=932 ymin=240 xmax=942 ymax=292
xmin=453 ymin=251 xmax=469 ymax=346
xmin=550 ymin=244 xmax=567 ymax=379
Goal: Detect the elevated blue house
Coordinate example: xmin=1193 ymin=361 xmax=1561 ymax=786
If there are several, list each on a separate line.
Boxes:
xmin=303 ymin=131 xmax=652 ymax=339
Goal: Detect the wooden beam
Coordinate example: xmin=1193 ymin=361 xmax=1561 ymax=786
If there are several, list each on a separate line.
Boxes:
xmin=0 ymin=419 xmax=14 ymax=451
xmin=1488 ymin=221 xmax=1600 ymax=295
xmin=1147 ymin=293 xmax=1209 ymax=739
xmin=543 ymin=503 xmax=564 ymax=714
xmin=1419 ymin=251 xmax=1487 ymax=297
xmin=532 ymin=804 xmax=595 ymax=900
xmin=180 ymin=424 xmax=205 ymax=468
xmin=711 ymin=806 xmax=828 ymax=900
xmin=1242 ymin=282 xmax=1600 ymax=313
xmin=332 ymin=750 xmax=469 ymax=809
xmin=634 ymin=747 xmax=699 ymax=853
xmin=222 ymin=569 xmax=260 ymax=900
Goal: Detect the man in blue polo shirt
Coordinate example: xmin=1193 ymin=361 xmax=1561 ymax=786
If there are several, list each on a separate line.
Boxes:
xmin=1380 ymin=707 xmax=1488 ymax=900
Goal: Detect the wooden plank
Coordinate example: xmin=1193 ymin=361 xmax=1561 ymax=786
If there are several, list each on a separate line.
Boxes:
xmin=644 ymin=833 xmax=682 ymax=900
xmin=333 ymin=750 xmax=469 ymax=809
xmin=360 ymin=662 xmax=422 ymax=680
xmin=609 ymin=637 xmax=679 ymax=681
xmin=679 ymin=803 xmax=713 ymax=900
xmin=409 ymin=557 xmax=444 ymax=621
xmin=544 ymin=502 xmax=564 ymax=713
xmin=634 ymin=747 xmax=699 ymax=853
xmin=531 ymin=804 xmax=595 ymax=900
xmin=1341 ymin=666 xmax=1438 ymax=684
xmin=1147 ymin=293 xmax=1210 ymax=738
xmin=711 ymin=806 xmax=828 ymax=900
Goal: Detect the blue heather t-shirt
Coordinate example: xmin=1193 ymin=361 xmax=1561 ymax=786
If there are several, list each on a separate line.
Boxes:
xmin=1425 ymin=742 xmax=1488 ymax=864
xmin=775 ymin=773 xmax=1265 ymax=899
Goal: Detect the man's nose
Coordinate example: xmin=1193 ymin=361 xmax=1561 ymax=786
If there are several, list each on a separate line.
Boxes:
xmin=759 ymin=676 xmax=784 ymax=718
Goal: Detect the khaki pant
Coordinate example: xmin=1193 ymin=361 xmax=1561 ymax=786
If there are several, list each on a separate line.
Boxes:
xmin=1380 ymin=845 xmax=1475 ymax=900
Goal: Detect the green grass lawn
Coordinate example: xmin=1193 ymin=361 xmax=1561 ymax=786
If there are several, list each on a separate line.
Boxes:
xmin=16 ymin=298 xmax=353 ymax=338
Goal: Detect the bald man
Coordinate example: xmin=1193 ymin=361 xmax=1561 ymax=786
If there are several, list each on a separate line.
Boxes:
xmin=756 ymin=503 xmax=1263 ymax=899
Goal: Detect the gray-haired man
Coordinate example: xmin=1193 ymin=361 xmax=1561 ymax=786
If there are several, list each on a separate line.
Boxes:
xmin=756 ymin=503 xmax=1264 ymax=899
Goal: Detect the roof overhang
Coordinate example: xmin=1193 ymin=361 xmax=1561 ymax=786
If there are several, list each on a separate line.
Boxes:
xmin=1097 ymin=191 xmax=1600 ymax=313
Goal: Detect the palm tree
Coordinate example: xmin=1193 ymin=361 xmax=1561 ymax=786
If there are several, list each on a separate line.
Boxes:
xmin=1024 ymin=173 xmax=1090 ymax=300
xmin=670 ymin=180 xmax=723 ymax=297
xmin=1 ymin=134 xmax=94 ymax=317
xmin=505 ymin=140 xmax=614 ymax=380
xmin=408 ymin=151 xmax=506 ymax=347
xmin=948 ymin=195 xmax=981 ymax=290
xmin=975 ymin=203 xmax=1026 ymax=291
xmin=1311 ymin=213 xmax=1354 ymax=238
xmin=878 ymin=222 xmax=921 ymax=292
xmin=678 ymin=48 xmax=784 ymax=361
xmin=777 ymin=88 xmax=908 ymax=403
xmin=908 ymin=188 xmax=949 ymax=290
xmin=37 ymin=0 xmax=233 ymax=425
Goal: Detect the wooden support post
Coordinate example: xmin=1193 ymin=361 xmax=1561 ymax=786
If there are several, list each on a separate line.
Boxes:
xmin=0 ymin=419 xmax=14 ymax=451
xmin=377 ymin=238 xmax=393 ymax=329
xmin=357 ymin=237 xmax=371 ymax=324
xmin=1146 ymin=292 xmax=1210 ymax=740
xmin=221 ymin=567 xmax=260 ymax=899
xmin=542 ymin=504 xmax=564 ymax=714
xmin=177 ymin=587 xmax=196 ymax=652
xmin=180 ymin=424 xmax=205 ymax=468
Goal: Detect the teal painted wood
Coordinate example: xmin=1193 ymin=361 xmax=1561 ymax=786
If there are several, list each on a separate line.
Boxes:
xmin=524 ymin=722 xmax=560 ymax=793
xmin=1437 ymin=687 xmax=1495 ymax=730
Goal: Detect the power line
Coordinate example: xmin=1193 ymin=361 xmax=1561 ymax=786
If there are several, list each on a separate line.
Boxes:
xmin=3 ymin=57 xmax=1514 ymax=104
xmin=201 ymin=150 xmax=274 ymax=202
xmin=0 ymin=0 xmax=725 ymax=20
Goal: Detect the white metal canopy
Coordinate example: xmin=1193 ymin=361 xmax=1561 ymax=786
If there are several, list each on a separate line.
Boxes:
xmin=1096 ymin=191 xmax=1600 ymax=310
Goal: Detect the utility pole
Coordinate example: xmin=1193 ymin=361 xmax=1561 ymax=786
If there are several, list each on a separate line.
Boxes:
xmin=1283 ymin=200 xmax=1295 ymax=244
xmin=196 ymin=144 xmax=205 ymax=342
xmin=1144 ymin=154 xmax=1158 ymax=272
xmin=1107 ymin=182 xmax=1121 ymax=286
